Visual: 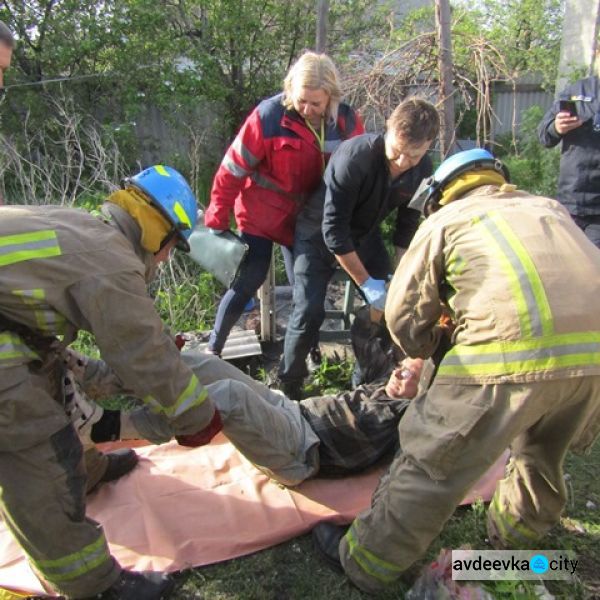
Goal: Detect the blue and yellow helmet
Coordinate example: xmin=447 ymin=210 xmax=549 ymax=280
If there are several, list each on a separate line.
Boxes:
xmin=125 ymin=165 xmax=198 ymax=252
xmin=409 ymin=149 xmax=509 ymax=216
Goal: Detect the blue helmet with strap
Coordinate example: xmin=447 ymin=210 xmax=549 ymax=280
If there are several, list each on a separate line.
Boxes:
xmin=125 ymin=165 xmax=198 ymax=252
xmin=409 ymin=149 xmax=509 ymax=216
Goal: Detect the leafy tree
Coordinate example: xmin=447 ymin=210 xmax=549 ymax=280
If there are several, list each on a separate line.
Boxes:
xmin=453 ymin=0 xmax=565 ymax=86
xmin=0 ymin=0 xmax=385 ymax=195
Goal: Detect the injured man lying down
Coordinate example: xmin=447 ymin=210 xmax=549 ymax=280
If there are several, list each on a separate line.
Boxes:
xmin=68 ymin=350 xmax=426 ymax=487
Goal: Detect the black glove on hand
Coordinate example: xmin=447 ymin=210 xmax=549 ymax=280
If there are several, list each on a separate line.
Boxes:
xmin=90 ymin=409 xmax=122 ymax=443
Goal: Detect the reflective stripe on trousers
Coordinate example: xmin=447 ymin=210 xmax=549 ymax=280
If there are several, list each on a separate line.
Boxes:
xmin=487 ymin=493 xmax=540 ymax=548
xmin=343 ymin=523 xmax=403 ymax=584
xmin=32 ymin=533 xmax=112 ymax=584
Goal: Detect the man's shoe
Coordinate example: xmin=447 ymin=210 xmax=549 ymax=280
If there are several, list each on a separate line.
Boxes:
xmin=82 ymin=569 xmax=174 ymax=599
xmin=312 ymin=522 xmax=348 ymax=574
xmin=307 ymin=346 xmax=323 ymax=373
xmin=281 ymin=380 xmax=303 ymax=401
xmin=100 ymin=448 xmax=139 ymax=484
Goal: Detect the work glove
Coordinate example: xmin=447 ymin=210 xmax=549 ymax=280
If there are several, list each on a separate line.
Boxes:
xmin=90 ymin=409 xmax=122 ymax=443
xmin=174 ymin=333 xmax=187 ymax=350
xmin=63 ymin=370 xmax=105 ymax=436
xmin=175 ymin=409 xmax=223 ymax=447
xmin=360 ymin=276 xmax=387 ymax=311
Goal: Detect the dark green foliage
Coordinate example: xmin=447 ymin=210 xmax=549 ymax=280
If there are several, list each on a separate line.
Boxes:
xmin=495 ymin=105 xmax=561 ymax=198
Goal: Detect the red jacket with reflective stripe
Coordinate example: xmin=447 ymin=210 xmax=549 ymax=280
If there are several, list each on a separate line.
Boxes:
xmin=205 ymin=93 xmax=364 ymax=247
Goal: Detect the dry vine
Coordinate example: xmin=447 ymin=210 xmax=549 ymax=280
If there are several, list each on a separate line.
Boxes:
xmin=341 ymin=26 xmax=518 ymax=152
xmin=0 ymin=91 xmax=126 ymax=206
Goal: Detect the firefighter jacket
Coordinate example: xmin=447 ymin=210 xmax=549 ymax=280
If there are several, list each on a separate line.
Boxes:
xmin=321 ymin=134 xmax=432 ymax=255
xmin=205 ymin=93 xmax=364 ymax=247
xmin=0 ymin=203 xmax=215 ymax=434
xmin=385 ymin=186 xmax=600 ymax=384
xmin=538 ymin=75 xmax=600 ymax=217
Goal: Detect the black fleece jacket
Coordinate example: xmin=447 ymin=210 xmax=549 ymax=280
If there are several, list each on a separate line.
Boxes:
xmin=321 ymin=133 xmax=432 ymax=255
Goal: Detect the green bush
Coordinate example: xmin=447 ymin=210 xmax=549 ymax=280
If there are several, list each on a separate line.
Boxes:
xmin=153 ymin=262 xmax=221 ymax=333
xmin=497 ymin=105 xmax=561 ymax=198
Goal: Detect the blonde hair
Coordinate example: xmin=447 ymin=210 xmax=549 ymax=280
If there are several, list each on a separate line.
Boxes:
xmin=282 ymin=51 xmax=342 ymax=123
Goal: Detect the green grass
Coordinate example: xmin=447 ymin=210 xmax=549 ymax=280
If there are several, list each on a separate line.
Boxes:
xmin=166 ymin=415 xmax=599 ymax=599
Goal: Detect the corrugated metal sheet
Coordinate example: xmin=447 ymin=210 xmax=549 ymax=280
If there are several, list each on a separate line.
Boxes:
xmin=492 ymin=87 xmax=554 ymax=137
xmin=186 ymin=329 xmax=262 ymax=360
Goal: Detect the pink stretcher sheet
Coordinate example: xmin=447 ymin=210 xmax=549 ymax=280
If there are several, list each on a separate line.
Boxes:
xmin=0 ymin=435 xmax=509 ymax=596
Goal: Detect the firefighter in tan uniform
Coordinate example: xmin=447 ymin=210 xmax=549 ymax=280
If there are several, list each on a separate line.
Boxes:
xmin=312 ymin=149 xmax=600 ymax=594
xmin=0 ymin=166 xmax=219 ymax=599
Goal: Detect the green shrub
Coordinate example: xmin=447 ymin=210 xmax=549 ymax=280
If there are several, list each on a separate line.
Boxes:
xmin=498 ymin=106 xmax=561 ymax=198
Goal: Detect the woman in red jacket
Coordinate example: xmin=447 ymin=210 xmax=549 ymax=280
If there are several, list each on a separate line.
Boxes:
xmin=204 ymin=51 xmax=363 ymax=356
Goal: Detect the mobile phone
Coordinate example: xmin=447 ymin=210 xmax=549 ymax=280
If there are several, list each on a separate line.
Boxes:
xmin=559 ymin=100 xmax=577 ymax=117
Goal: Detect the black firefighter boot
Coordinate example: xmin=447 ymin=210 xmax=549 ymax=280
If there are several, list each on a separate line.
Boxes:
xmin=312 ymin=522 xmax=348 ymax=574
xmin=87 ymin=410 xmax=139 ymax=494
xmin=82 ymin=570 xmax=175 ymax=599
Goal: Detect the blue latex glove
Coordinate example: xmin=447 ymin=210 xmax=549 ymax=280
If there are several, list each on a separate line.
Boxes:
xmin=360 ymin=276 xmax=387 ymax=310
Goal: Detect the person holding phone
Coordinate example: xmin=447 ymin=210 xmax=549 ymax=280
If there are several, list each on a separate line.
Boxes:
xmin=538 ymin=61 xmax=600 ymax=248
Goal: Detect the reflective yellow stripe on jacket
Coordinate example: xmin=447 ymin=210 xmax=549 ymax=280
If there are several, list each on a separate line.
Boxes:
xmin=474 ymin=211 xmax=553 ymax=337
xmin=144 ymin=373 xmax=208 ymax=418
xmin=31 ymin=533 xmax=111 ymax=583
xmin=0 ymin=332 xmax=39 ymax=365
xmin=0 ymin=230 xmax=61 ymax=267
xmin=440 ymin=211 xmax=600 ymax=378
xmin=12 ymin=289 xmax=67 ymax=335
xmin=439 ymin=332 xmax=600 ymax=377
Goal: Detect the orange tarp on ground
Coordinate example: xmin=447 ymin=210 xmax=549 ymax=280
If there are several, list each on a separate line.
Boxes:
xmin=0 ymin=436 xmax=509 ymax=597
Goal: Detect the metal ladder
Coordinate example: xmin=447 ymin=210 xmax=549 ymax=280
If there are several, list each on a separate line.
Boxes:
xmin=258 ymin=254 xmax=356 ymax=343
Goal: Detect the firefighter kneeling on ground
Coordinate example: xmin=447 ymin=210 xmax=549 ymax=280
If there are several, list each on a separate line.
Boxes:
xmin=312 ymin=149 xmax=600 ymax=594
xmin=0 ymin=166 xmax=221 ymax=599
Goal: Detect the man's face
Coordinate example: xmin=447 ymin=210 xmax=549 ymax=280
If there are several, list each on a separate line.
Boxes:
xmin=153 ymin=237 xmax=178 ymax=266
xmin=0 ymin=42 xmax=12 ymax=72
xmin=385 ymin=132 xmax=432 ymax=176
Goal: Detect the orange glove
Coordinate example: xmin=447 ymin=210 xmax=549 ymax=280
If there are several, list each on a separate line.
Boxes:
xmin=439 ymin=312 xmax=456 ymax=337
xmin=175 ymin=409 xmax=223 ymax=447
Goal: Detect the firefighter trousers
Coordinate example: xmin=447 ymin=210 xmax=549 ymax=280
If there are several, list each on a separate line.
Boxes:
xmin=0 ymin=362 xmax=120 ymax=598
xmin=339 ymin=376 xmax=600 ymax=594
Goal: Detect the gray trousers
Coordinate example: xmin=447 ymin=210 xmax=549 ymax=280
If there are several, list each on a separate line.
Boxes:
xmin=126 ymin=352 xmax=321 ymax=486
